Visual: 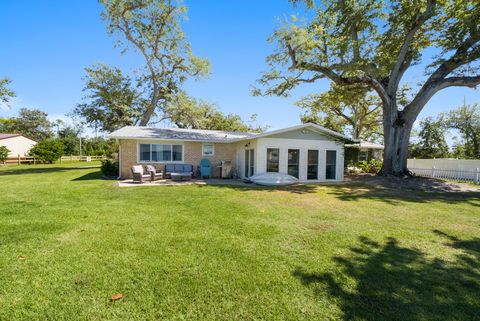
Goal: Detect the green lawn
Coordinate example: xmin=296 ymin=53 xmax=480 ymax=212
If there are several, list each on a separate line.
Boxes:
xmin=0 ymin=163 xmax=479 ymax=320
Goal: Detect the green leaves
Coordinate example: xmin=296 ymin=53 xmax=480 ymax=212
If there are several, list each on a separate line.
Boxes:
xmin=164 ymin=92 xmax=267 ymax=132
xmin=297 ymin=83 xmax=383 ymax=141
xmin=99 ymin=0 xmax=211 ymax=125
xmin=74 ymin=64 xmax=142 ymax=133
xmin=0 ymin=78 xmax=15 ymax=105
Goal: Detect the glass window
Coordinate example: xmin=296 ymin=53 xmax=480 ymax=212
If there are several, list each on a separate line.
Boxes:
xmin=267 ymin=148 xmax=280 ymax=172
xmin=139 ymin=144 xmax=182 ymax=162
xmin=288 ymin=149 xmax=299 ymax=178
xmin=172 ymin=145 xmax=183 ymax=161
xmin=152 ymin=144 xmax=171 ymax=162
xmin=140 ymin=144 xmax=150 ymax=162
xmin=326 ymin=150 xmax=337 ymax=180
xmin=202 ymin=144 xmax=215 ymax=156
xmin=359 ymin=151 xmax=368 ymax=162
xmin=307 ymin=150 xmax=318 ymax=180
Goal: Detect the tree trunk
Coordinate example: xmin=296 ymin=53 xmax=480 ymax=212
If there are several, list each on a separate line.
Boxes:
xmin=379 ymin=108 xmax=414 ymax=176
xmin=139 ymin=107 xmax=155 ymax=126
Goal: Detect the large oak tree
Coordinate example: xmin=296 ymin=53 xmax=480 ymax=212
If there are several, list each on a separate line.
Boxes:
xmin=256 ymin=0 xmax=480 ymax=176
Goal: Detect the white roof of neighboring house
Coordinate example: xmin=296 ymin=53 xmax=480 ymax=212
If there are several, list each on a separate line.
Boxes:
xmin=0 ymin=133 xmax=22 ymax=140
xmin=109 ymin=123 xmax=357 ymax=143
xmin=345 ymin=141 xmax=384 ymax=149
xmin=0 ymin=133 xmax=36 ymax=142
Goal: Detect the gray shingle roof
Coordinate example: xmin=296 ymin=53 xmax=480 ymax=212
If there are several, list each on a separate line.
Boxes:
xmin=108 ymin=126 xmax=256 ymax=143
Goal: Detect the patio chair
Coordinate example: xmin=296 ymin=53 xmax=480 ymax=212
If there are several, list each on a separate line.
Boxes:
xmin=200 ymin=159 xmax=212 ymax=179
xmin=131 ymin=165 xmax=150 ymax=183
xmin=146 ymin=165 xmax=163 ymax=181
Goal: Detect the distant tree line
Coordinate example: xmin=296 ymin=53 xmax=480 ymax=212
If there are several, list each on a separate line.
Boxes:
xmin=409 ymin=103 xmax=479 ymax=159
xmin=0 ymin=104 xmax=117 ymax=163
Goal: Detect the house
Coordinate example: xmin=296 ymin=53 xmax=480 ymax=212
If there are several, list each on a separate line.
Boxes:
xmin=0 ymin=134 xmax=37 ymax=157
xmin=344 ymin=141 xmax=384 ymax=165
xmin=109 ymin=123 xmax=356 ymax=182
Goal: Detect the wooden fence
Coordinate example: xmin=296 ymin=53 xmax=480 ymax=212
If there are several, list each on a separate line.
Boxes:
xmin=3 ymin=155 xmax=106 ymax=165
xmin=407 ymin=158 xmax=480 ymax=183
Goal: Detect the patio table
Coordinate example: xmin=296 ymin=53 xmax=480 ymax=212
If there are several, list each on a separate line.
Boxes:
xmin=170 ymin=172 xmax=191 ymax=181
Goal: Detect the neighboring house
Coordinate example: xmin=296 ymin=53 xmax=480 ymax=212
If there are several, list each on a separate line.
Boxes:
xmin=109 ymin=123 xmax=356 ymax=182
xmin=344 ymin=141 xmax=384 ymax=165
xmin=0 ymin=134 xmax=37 ymax=157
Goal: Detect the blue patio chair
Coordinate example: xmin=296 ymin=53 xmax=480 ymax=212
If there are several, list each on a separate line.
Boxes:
xmin=200 ymin=159 xmax=212 ymax=179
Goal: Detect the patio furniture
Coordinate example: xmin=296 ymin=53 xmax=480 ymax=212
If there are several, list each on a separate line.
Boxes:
xmin=171 ymin=172 xmax=192 ymax=181
xmin=164 ymin=164 xmax=193 ymax=179
xmin=146 ymin=165 xmax=163 ymax=181
xmin=131 ymin=165 xmax=151 ymax=183
xmin=199 ymin=159 xmax=212 ymax=179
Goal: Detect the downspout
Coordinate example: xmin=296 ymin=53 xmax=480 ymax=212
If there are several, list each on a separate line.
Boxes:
xmin=117 ymin=139 xmax=122 ymax=180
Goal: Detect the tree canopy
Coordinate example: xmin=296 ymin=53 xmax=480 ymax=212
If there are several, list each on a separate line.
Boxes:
xmin=100 ymin=0 xmax=210 ymax=126
xmin=255 ymin=0 xmax=480 ymax=175
xmin=165 ymin=93 xmax=267 ymax=132
xmin=0 ymin=78 xmax=15 ymax=106
xmin=444 ymin=103 xmax=480 ymax=158
xmin=409 ymin=117 xmax=449 ymax=159
xmin=0 ymin=108 xmax=53 ymax=141
xmin=298 ymin=84 xmax=383 ymax=142
xmin=74 ymin=64 xmax=143 ymax=133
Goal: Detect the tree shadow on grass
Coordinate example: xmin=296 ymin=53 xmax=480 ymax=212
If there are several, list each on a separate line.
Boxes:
xmin=71 ymin=171 xmax=103 ymax=181
xmin=327 ymin=184 xmax=480 ymax=206
xmin=293 ymin=233 xmax=480 ymax=321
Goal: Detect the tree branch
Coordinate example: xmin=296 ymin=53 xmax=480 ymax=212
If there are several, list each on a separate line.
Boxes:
xmin=406 ymin=75 xmax=480 ymax=120
xmin=285 ymin=38 xmax=390 ymax=106
xmin=388 ymin=0 xmax=436 ymax=96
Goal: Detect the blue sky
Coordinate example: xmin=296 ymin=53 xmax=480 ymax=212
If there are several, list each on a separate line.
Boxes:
xmin=0 ymin=0 xmax=478 ymax=137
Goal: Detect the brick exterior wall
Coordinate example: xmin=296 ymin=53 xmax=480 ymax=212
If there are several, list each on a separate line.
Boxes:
xmin=119 ymin=139 xmax=237 ymax=179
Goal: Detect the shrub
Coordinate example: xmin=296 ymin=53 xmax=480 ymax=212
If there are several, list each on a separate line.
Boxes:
xmin=29 ymin=139 xmax=65 ymax=163
xmin=100 ymin=159 xmax=119 ymax=177
xmin=0 ymin=146 xmax=9 ymax=163
xmin=358 ymin=159 xmax=383 ymax=174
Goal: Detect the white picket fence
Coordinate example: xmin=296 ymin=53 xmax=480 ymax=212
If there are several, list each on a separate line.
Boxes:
xmin=407 ymin=158 xmax=480 ymax=183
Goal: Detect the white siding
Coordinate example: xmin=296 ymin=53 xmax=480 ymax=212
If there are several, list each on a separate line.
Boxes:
xmin=236 ymin=137 xmax=345 ymax=182
xmin=235 ymin=140 xmax=257 ymax=178
xmin=0 ymin=136 xmax=37 ymax=157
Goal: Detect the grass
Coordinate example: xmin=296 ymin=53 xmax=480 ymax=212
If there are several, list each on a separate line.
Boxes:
xmin=0 ymin=163 xmax=479 ymax=320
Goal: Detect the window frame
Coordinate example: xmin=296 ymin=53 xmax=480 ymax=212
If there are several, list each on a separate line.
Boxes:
xmin=202 ymin=143 xmax=215 ymax=157
xmin=266 ymin=148 xmax=280 ymax=173
xmin=307 ymin=149 xmax=319 ymax=180
xmin=138 ymin=143 xmax=184 ymax=163
xmin=325 ymin=150 xmax=337 ymax=180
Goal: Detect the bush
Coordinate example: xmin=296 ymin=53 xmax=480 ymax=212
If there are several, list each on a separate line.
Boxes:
xmin=100 ymin=159 xmax=119 ymax=177
xmin=0 ymin=146 xmax=9 ymax=163
xmin=29 ymin=139 xmax=65 ymax=163
xmin=358 ymin=159 xmax=383 ymax=174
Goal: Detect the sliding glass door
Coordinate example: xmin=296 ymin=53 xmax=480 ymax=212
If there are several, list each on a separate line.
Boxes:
xmin=307 ymin=150 xmax=318 ymax=180
xmin=326 ymin=150 xmax=337 ymax=180
xmin=288 ymin=149 xmax=300 ymax=178
xmin=244 ymin=149 xmax=254 ymax=177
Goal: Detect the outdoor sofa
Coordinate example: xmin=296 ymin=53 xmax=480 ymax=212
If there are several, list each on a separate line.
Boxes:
xmin=164 ymin=164 xmax=194 ymax=180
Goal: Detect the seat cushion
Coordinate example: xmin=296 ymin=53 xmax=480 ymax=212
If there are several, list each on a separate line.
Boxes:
xmin=183 ymin=164 xmax=193 ymax=172
xmin=131 ymin=165 xmax=144 ymax=174
xmin=165 ymin=164 xmax=175 ymax=173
